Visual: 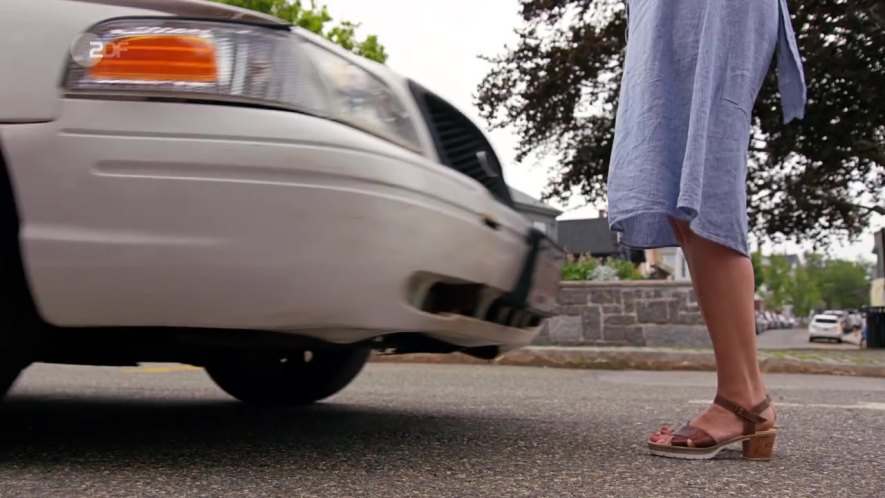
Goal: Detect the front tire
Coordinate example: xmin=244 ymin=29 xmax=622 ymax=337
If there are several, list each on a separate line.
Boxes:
xmin=0 ymin=288 xmax=33 ymax=399
xmin=0 ymin=151 xmax=40 ymax=399
xmin=0 ymin=352 xmax=25 ymax=397
xmin=205 ymin=347 xmax=370 ymax=406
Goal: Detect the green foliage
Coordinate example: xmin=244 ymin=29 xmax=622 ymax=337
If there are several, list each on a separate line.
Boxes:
xmin=561 ymin=254 xmax=643 ymax=281
xmin=812 ymin=259 xmax=871 ymax=310
xmin=788 ymin=264 xmax=820 ymax=317
xmin=762 ymin=255 xmax=793 ymax=309
xmin=750 ymin=252 xmax=764 ymax=291
xmin=476 ymin=0 xmax=884 ymax=245
xmin=562 ymin=255 xmax=600 ymax=281
xmin=608 ymin=259 xmax=644 ymax=281
xmin=213 ymin=0 xmax=388 ymax=63
xmin=759 ymin=252 xmax=871 ymax=315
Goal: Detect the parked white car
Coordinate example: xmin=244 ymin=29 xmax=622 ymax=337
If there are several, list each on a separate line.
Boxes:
xmin=808 ymin=314 xmax=844 ymax=343
xmin=0 ymin=0 xmax=563 ymax=404
xmin=846 ymin=311 xmax=863 ymax=331
xmin=754 ymin=311 xmax=769 ymax=334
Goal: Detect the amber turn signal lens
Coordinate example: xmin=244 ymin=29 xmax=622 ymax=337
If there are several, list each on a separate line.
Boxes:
xmin=87 ymin=35 xmax=217 ymax=83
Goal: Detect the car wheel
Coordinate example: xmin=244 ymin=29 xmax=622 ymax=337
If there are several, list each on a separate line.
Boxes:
xmin=0 ymin=323 xmax=27 ymax=397
xmin=205 ymin=347 xmax=371 ymax=406
xmin=0 ymin=155 xmax=40 ymax=399
xmin=0 ymin=278 xmax=34 ymax=399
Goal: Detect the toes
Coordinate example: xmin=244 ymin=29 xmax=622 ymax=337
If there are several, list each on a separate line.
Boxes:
xmin=649 ymin=434 xmax=673 ymax=445
xmin=651 ymin=426 xmax=672 ymax=438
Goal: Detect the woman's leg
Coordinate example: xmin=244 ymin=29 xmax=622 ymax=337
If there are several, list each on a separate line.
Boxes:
xmin=651 ymin=219 xmax=774 ymax=445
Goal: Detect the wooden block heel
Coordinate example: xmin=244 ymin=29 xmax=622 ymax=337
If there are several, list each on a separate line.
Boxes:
xmin=743 ymin=432 xmax=776 ymax=460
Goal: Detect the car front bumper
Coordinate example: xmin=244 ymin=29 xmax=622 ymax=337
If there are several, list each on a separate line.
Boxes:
xmin=1 ymin=99 xmax=554 ymax=349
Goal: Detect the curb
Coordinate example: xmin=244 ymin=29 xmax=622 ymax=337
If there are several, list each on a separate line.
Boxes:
xmin=371 ymin=347 xmax=885 ymax=378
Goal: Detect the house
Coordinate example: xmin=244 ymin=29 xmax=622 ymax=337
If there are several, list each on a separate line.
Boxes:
xmin=556 ymin=215 xmax=645 ymax=263
xmin=509 ymin=188 xmax=562 ymax=241
xmin=873 ymin=228 xmax=885 ymax=306
xmin=645 ymin=247 xmax=690 ymax=281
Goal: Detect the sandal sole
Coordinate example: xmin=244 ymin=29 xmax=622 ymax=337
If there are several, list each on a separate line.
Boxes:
xmin=647 ymin=430 xmax=776 ymax=460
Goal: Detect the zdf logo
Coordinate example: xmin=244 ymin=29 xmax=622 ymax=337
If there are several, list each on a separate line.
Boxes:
xmin=70 ymin=33 xmax=129 ymax=67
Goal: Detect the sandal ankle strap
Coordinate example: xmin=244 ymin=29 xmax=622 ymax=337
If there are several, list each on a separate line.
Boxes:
xmin=714 ymin=394 xmax=770 ymax=429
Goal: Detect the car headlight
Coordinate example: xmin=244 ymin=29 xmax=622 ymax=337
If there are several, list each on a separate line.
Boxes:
xmin=64 ymin=19 xmax=421 ymax=151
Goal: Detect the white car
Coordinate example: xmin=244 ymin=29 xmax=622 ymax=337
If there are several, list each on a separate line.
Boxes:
xmin=808 ymin=314 xmax=844 ymax=343
xmin=0 ymin=0 xmax=563 ymax=405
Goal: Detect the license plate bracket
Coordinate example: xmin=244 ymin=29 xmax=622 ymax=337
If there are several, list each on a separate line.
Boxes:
xmin=499 ymin=229 xmax=565 ymax=316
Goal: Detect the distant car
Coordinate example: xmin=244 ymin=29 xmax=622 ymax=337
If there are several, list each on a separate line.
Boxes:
xmin=755 ymin=311 xmax=769 ymax=334
xmin=823 ymin=309 xmax=849 ymax=328
xmin=778 ymin=313 xmax=790 ymax=329
xmin=0 ymin=0 xmax=565 ymax=405
xmin=809 ymin=314 xmax=844 ymax=342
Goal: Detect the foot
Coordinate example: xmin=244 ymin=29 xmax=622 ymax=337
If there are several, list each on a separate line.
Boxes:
xmin=649 ymin=396 xmax=776 ymax=447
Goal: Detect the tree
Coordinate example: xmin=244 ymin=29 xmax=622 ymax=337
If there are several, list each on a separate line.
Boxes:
xmin=476 ymin=1 xmax=884 ymax=245
xmin=213 ymin=0 xmax=387 ymax=63
xmin=788 ymin=264 xmax=821 ymax=317
xmin=814 ymin=259 xmax=871 ymax=310
xmin=760 ymin=252 xmax=868 ymax=314
xmin=761 ymin=255 xmax=793 ymax=310
xmin=751 ymin=252 xmax=765 ymax=291
xmin=798 ymin=252 xmax=870 ymax=310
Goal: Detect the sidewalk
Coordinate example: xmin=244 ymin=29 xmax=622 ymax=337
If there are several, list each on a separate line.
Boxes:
xmin=371 ymin=345 xmax=885 ymax=378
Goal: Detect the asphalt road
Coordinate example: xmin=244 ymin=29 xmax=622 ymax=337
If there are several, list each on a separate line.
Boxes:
xmin=757 ymin=327 xmax=862 ymax=350
xmin=1 ymin=363 xmax=883 ymax=498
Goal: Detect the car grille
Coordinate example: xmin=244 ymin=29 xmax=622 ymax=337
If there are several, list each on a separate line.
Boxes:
xmin=409 ymin=81 xmax=514 ymax=207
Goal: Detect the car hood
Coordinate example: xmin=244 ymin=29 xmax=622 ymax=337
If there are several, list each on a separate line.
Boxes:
xmin=71 ymin=0 xmax=289 ymax=27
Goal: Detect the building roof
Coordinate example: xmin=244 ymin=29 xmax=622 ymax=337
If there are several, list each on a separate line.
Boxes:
xmin=557 ymin=218 xmax=619 ymax=256
xmin=508 ymin=188 xmax=563 ymax=216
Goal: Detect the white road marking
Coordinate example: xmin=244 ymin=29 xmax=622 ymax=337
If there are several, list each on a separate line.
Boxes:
xmin=689 ymin=400 xmax=885 ymax=411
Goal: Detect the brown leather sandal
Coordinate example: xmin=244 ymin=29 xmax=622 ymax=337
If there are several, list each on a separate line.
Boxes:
xmin=648 ymin=394 xmax=776 ymax=460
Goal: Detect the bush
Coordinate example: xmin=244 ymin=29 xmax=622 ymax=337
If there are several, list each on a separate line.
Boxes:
xmin=608 ymin=259 xmax=644 ymax=281
xmin=589 ymin=265 xmax=619 ymax=281
xmin=561 ymin=255 xmax=600 ymax=281
xmin=561 ymin=254 xmax=644 ymax=281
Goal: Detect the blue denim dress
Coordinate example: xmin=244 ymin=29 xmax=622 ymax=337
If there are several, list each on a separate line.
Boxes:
xmin=607 ymin=0 xmax=806 ymax=256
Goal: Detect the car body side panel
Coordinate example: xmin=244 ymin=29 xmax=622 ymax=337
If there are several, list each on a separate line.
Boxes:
xmin=0 ymin=100 xmax=537 ymax=347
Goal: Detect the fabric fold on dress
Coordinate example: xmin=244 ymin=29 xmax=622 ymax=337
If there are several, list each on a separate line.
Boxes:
xmin=777 ymin=0 xmax=807 ymax=123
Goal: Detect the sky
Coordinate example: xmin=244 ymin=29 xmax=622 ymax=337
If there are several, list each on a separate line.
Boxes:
xmin=324 ymin=0 xmax=882 ymax=262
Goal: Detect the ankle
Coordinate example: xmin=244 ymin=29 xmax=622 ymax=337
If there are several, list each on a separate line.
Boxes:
xmin=715 ymin=384 xmax=768 ymax=408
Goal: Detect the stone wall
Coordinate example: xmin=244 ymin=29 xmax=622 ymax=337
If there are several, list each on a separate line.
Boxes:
xmin=536 ymin=281 xmax=711 ymax=347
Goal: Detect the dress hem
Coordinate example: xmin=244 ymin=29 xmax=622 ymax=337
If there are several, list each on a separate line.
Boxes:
xmin=609 ymin=209 xmax=749 ymax=258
